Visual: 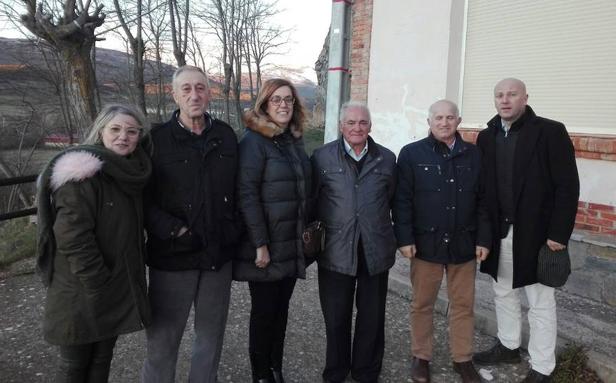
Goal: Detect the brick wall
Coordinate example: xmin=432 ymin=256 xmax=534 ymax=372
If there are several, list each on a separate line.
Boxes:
xmin=459 ymin=128 xmax=616 ymax=236
xmin=576 ymin=202 xmax=616 ymax=235
xmin=349 ymin=0 xmax=373 ymax=102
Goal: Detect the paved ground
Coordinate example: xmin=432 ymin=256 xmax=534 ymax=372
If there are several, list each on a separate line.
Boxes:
xmin=1 ymin=262 xmax=531 ymax=382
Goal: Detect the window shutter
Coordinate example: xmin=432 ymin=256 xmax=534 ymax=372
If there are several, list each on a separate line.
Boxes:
xmin=461 ymin=0 xmax=616 ymax=135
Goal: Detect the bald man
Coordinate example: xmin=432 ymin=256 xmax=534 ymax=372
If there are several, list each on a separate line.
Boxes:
xmin=393 ymin=100 xmax=490 ymax=383
xmin=473 ymin=79 xmax=579 ymax=383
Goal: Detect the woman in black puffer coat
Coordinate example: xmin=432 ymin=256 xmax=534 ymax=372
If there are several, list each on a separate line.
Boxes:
xmin=234 ymin=78 xmax=312 ymax=383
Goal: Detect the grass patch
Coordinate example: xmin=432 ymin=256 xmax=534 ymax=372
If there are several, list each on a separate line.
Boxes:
xmin=0 ymin=216 xmax=36 ymax=269
xmin=552 ymin=344 xmax=603 ymax=383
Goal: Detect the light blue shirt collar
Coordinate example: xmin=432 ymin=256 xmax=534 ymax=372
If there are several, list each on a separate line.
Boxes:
xmin=448 ymin=138 xmax=456 ymax=151
xmin=343 ymin=139 xmax=369 ymax=161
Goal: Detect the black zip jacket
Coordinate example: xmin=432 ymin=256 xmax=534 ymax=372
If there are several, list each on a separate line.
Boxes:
xmin=145 ymin=111 xmax=240 ymax=271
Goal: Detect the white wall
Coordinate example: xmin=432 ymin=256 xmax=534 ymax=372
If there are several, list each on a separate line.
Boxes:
xmin=363 ymin=0 xmax=615 ymax=211
xmin=366 ymin=0 xmax=458 ymax=156
xmin=577 ymin=159 xmax=616 ymax=206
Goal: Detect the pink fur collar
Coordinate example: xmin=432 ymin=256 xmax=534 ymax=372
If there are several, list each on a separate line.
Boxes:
xmin=50 ymin=151 xmax=103 ymax=191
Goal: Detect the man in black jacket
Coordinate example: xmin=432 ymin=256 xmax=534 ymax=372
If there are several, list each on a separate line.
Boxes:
xmin=141 ymin=66 xmax=239 ymax=383
xmin=473 ymin=78 xmax=579 ymax=383
xmin=393 ymin=100 xmax=490 ymax=383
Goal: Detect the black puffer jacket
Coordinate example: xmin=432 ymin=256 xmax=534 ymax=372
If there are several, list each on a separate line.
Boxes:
xmin=145 ymin=111 xmax=240 ymax=271
xmin=233 ymin=111 xmax=311 ymax=281
xmin=393 ymin=133 xmax=491 ymax=265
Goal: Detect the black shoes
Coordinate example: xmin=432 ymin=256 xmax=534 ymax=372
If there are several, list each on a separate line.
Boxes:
xmin=452 ymin=361 xmax=482 ymax=383
xmin=410 ymin=356 xmax=430 ymax=383
xmin=473 ymin=340 xmax=521 ymax=365
xmin=271 ymin=369 xmax=285 ymax=383
xmin=521 ymin=369 xmax=551 ymax=383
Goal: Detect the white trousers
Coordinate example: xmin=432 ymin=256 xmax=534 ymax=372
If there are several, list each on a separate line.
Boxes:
xmin=492 ymin=227 xmax=556 ymax=376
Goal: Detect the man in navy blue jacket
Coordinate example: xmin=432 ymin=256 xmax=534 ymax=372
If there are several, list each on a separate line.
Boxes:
xmin=393 ymin=100 xmax=490 ymax=383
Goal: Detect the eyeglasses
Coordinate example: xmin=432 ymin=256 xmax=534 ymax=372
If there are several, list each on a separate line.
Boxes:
xmin=269 ymin=96 xmax=295 ymax=106
xmin=105 ymin=125 xmax=142 ymax=138
xmin=343 ymin=120 xmax=370 ymax=128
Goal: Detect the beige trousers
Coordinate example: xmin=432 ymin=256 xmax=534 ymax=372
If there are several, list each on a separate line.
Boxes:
xmin=410 ymin=257 xmax=476 ymax=362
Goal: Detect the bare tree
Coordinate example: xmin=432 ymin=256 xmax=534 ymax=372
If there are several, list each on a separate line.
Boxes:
xmin=168 ymin=0 xmax=189 ymax=66
xmin=20 ymin=0 xmax=106 ymax=129
xmin=112 ymin=0 xmax=146 ymax=115
xmin=197 ymin=0 xmax=288 ymax=126
xmin=199 ymin=0 xmax=252 ymax=127
xmin=230 ymin=0 xmax=250 ymax=129
xmin=0 ymin=111 xmax=44 ymax=212
xmin=244 ymin=0 xmax=287 ymax=97
xmin=144 ymin=0 xmax=170 ymax=121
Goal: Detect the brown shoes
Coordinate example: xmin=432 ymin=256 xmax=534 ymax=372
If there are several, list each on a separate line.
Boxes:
xmin=410 ymin=357 xmax=430 ymax=383
xmin=453 ymin=361 xmax=482 ymax=383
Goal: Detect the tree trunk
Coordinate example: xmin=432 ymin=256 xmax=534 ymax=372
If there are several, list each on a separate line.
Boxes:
xmin=223 ymin=62 xmax=232 ymax=124
xmin=132 ymin=39 xmax=147 ymax=116
xmin=61 ymin=45 xmax=98 ymax=137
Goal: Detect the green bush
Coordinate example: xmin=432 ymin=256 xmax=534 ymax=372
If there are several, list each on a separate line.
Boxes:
xmin=0 ymin=216 xmax=36 ymax=269
xmin=552 ymin=344 xmax=603 ymax=383
xmin=303 ymin=127 xmax=325 ymax=155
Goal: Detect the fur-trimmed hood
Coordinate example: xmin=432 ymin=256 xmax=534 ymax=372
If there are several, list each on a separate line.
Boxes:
xmin=242 ymin=110 xmax=303 ymax=139
xmin=50 ymin=151 xmax=103 ymax=192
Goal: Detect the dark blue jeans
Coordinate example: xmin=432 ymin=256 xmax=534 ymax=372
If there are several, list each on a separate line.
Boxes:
xmin=56 ymin=336 xmax=118 ymax=383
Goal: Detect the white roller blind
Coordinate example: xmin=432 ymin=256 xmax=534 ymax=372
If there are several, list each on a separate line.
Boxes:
xmin=461 ymin=0 xmax=616 ymax=135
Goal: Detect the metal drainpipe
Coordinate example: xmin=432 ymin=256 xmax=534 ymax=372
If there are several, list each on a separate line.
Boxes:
xmin=324 ymin=0 xmax=351 ymax=143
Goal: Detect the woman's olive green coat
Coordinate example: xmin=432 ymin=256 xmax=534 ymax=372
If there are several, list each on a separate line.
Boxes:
xmin=39 ymin=148 xmax=151 ymax=345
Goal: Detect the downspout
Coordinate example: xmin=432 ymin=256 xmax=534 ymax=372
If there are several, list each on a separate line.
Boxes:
xmin=324 ymin=0 xmax=352 ymax=143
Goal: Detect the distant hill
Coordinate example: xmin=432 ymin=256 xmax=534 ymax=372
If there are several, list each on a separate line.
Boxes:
xmin=0 ymin=37 xmax=318 ymax=147
xmin=0 ymin=37 xmax=176 ymax=84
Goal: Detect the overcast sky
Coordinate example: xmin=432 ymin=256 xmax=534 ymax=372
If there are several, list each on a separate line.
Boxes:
xmin=271 ymin=0 xmax=331 ymax=79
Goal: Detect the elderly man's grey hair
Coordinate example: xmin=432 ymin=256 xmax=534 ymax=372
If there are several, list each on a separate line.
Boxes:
xmin=172 ymin=65 xmax=209 ymax=90
xmin=339 ymin=101 xmax=371 ymax=123
xmin=427 ymin=99 xmax=460 ymax=120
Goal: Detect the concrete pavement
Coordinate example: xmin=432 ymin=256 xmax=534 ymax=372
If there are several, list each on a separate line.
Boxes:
xmin=1 ymin=261 xmax=533 ymax=383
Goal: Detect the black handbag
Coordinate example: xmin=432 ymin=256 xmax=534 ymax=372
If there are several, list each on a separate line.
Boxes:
xmin=537 ymin=245 xmax=571 ymax=288
xmin=303 ymin=221 xmax=325 ymax=257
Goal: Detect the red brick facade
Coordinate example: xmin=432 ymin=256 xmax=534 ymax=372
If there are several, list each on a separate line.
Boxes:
xmin=570 ymin=134 xmax=616 ymax=161
xmin=576 ymin=202 xmax=616 ymax=235
xmin=349 ymin=0 xmax=373 ymax=102
xmin=459 ymin=128 xmax=616 ymax=235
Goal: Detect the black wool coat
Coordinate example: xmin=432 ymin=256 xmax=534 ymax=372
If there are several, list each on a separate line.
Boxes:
xmin=233 ymin=112 xmax=311 ymax=281
xmin=477 ymin=106 xmax=579 ymax=288
xmin=393 ymin=133 xmax=491 ymax=265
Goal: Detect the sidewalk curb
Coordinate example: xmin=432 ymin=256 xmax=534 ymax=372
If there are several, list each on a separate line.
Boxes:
xmin=388 ymin=267 xmax=616 ymax=383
